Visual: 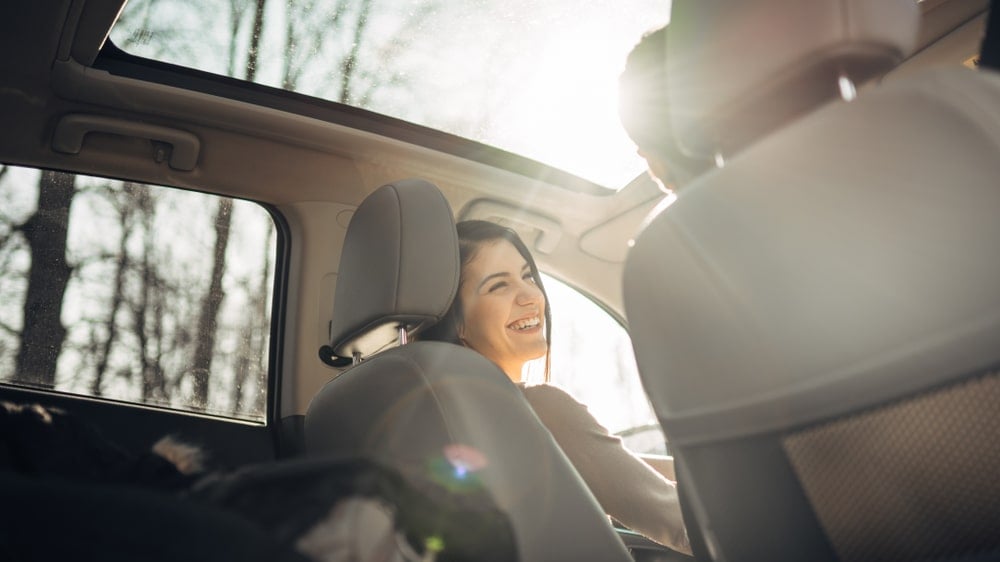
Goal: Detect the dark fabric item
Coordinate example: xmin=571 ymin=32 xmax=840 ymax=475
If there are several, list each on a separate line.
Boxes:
xmin=0 ymin=471 xmax=309 ymax=562
xmin=191 ymin=457 xmax=518 ymax=562
xmin=0 ymin=401 xmax=195 ymax=491
xmin=1 ymin=400 xmax=515 ymax=561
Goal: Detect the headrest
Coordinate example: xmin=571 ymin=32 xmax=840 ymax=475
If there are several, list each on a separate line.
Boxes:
xmin=665 ymin=0 xmax=919 ymax=161
xmin=328 ymin=179 xmax=459 ymax=360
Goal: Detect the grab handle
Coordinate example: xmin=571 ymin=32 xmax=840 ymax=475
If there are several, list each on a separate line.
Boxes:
xmin=52 ymin=114 xmax=200 ymax=171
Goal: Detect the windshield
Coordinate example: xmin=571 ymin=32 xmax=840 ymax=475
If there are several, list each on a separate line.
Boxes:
xmin=109 ymin=0 xmax=669 ymax=189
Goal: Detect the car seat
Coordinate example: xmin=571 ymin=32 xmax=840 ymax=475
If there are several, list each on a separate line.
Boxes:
xmin=306 ymin=179 xmax=633 ymax=562
xmin=624 ymin=1 xmax=1000 ymax=561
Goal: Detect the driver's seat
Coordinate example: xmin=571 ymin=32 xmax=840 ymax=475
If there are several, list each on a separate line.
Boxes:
xmin=305 ymin=179 xmax=633 ymax=562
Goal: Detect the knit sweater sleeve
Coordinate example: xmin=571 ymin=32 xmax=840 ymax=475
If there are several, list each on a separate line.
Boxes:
xmin=521 ymin=383 xmax=691 ymax=555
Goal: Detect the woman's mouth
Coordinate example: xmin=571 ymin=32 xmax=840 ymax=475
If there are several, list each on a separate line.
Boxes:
xmin=508 ymin=316 xmax=541 ymax=331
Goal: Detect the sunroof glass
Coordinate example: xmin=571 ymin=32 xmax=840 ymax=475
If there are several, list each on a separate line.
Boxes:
xmin=109 ymin=0 xmax=669 ymax=189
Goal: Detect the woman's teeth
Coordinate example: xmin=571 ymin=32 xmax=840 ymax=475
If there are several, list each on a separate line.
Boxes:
xmin=509 ymin=317 xmax=540 ymax=331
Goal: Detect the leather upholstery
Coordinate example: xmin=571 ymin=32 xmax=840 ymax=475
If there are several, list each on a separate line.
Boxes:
xmin=664 ymin=0 xmax=919 ymax=161
xmin=327 ymin=179 xmax=459 ymax=360
xmin=624 ymin=0 xmax=1000 ymax=560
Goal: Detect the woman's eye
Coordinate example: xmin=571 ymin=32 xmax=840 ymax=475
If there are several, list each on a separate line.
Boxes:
xmin=523 ymin=272 xmax=536 ymax=284
xmin=488 ymin=281 xmax=507 ymax=293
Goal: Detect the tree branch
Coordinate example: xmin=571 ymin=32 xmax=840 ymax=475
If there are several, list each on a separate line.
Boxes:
xmin=0 ymin=318 xmax=20 ymax=337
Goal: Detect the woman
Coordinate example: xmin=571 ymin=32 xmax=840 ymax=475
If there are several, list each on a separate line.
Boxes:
xmin=422 ymin=220 xmax=690 ymax=554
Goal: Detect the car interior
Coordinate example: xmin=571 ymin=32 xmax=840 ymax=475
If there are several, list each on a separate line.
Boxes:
xmin=1 ymin=0 xmax=998 ymax=560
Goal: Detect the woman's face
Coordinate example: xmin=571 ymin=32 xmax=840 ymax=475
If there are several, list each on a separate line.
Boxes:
xmin=456 ymin=239 xmax=547 ymax=381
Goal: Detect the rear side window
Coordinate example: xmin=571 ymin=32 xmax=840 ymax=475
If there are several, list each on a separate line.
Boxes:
xmin=526 ymin=275 xmax=667 ymax=454
xmin=0 ymin=165 xmax=275 ymax=422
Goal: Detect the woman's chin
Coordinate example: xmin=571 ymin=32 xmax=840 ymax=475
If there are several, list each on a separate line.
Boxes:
xmin=517 ymin=342 xmax=548 ymax=363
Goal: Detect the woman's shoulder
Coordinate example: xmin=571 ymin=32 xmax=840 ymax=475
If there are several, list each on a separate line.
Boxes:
xmin=521 ymin=383 xmax=608 ymax=440
xmin=519 ymin=383 xmax=592 ymax=424
xmin=519 ymin=382 xmax=578 ymax=404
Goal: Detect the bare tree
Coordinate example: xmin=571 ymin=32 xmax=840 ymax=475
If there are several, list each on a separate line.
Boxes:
xmin=90 ymin=184 xmax=139 ymax=395
xmin=347 ymin=2 xmax=439 ymax=107
xmin=126 ymin=185 xmax=172 ymax=404
xmin=230 ymin=223 xmax=274 ymax=416
xmin=226 ymin=0 xmax=251 ymax=76
xmin=245 ymin=0 xmax=268 ymax=82
xmin=281 ymin=0 xmax=350 ymax=90
xmin=190 ymin=0 xmax=266 ymax=408
xmin=12 ymin=170 xmax=77 ymax=387
xmin=276 ymin=0 xmax=440 ymax=105
xmin=336 ymin=0 xmax=374 ymax=103
xmin=147 ymin=262 xmax=171 ymax=402
xmin=0 ymin=165 xmax=23 ymax=347
xmin=114 ymin=0 xmax=203 ymax=62
xmin=191 ymin=198 xmax=233 ymax=406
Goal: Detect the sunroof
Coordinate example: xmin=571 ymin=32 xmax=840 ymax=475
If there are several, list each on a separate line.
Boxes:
xmin=109 ymin=0 xmax=669 ymax=189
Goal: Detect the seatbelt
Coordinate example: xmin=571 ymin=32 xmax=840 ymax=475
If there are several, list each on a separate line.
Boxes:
xmin=979 ymin=0 xmax=1000 ymax=70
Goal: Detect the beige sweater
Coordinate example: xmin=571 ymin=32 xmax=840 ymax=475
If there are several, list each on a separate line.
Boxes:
xmin=521 ymin=384 xmax=691 ymax=555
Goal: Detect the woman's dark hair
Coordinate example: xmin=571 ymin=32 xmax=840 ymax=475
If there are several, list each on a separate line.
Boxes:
xmin=422 ymin=220 xmax=552 ymax=380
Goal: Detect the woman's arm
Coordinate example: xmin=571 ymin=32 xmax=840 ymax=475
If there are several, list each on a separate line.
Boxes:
xmin=521 ymin=384 xmax=690 ymax=555
xmin=638 ymin=453 xmax=676 ymax=482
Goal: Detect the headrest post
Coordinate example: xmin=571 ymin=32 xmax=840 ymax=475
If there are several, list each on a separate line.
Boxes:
xmin=397 ymin=325 xmax=409 ymax=346
xmin=352 ymin=352 xmax=362 ymax=366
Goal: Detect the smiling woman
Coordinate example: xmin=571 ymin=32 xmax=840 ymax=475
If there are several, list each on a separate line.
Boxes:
xmin=453 ymin=239 xmax=548 ymax=380
xmin=108 ymin=0 xmax=670 ymax=189
xmin=421 ymin=219 xmax=691 ymax=553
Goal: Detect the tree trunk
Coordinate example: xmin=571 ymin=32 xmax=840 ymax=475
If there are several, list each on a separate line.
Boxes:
xmin=190 ymin=0 xmax=265 ymax=409
xmin=245 ymin=0 xmax=267 ymax=82
xmin=92 ymin=185 xmax=137 ymax=395
xmin=131 ymin=184 xmax=163 ymax=403
xmin=231 ymin=223 xmax=273 ymax=416
xmin=144 ymin=187 xmax=169 ymax=404
xmin=136 ymin=225 xmax=153 ymax=401
xmin=13 ymin=170 xmax=77 ymax=387
xmin=191 ymin=198 xmax=233 ymax=407
xmin=338 ymin=0 xmax=374 ymax=103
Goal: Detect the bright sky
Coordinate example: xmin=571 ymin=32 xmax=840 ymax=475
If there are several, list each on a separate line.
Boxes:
xmin=111 ymin=0 xmax=670 ymax=188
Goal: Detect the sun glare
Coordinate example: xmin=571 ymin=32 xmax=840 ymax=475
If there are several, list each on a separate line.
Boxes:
xmin=111 ymin=0 xmax=669 ymax=189
xmin=495 ymin=32 xmax=646 ymax=187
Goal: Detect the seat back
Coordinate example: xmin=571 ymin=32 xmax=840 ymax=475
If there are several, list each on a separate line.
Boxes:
xmin=624 ymin=1 xmax=1000 ymax=561
xmin=307 ymin=179 xmax=632 ymax=562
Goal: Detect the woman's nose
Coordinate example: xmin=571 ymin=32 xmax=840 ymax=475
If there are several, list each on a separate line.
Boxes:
xmin=516 ymin=281 xmax=543 ymax=305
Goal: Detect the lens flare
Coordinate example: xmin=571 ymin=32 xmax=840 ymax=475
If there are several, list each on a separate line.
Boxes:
xmin=426 ymin=443 xmax=489 ymax=492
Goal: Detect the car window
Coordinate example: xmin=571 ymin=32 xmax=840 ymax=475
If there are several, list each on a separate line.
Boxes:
xmin=107 ymin=0 xmax=668 ymax=189
xmin=525 ymin=274 xmax=667 ymax=454
xmin=0 ymin=165 xmax=276 ymax=422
